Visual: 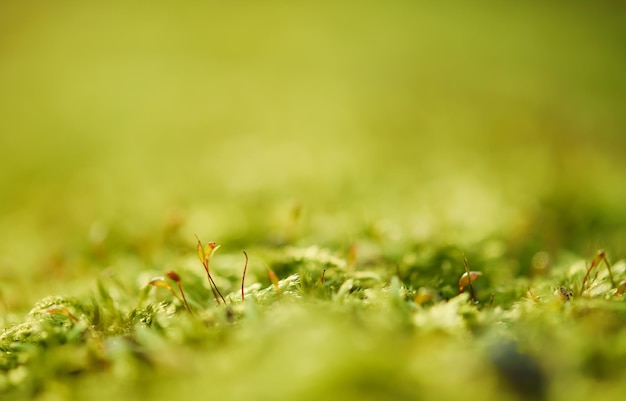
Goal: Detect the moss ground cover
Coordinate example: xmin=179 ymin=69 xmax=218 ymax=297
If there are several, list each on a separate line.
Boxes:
xmin=1 ymin=1 xmax=626 ymax=400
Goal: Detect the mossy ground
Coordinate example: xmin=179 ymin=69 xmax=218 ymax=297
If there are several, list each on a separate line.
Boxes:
xmin=2 ymin=242 xmax=626 ymax=401
xmin=1 ymin=1 xmax=626 ymax=400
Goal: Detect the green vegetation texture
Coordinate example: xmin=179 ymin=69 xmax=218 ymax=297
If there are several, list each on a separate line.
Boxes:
xmin=1 ymin=1 xmax=626 ymax=400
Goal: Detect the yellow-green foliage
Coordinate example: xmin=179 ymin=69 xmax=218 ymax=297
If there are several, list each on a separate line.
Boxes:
xmin=1 ymin=1 xmax=626 ymax=400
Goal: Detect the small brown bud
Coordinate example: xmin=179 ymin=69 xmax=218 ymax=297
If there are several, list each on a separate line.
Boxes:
xmin=166 ymin=271 xmax=181 ymax=282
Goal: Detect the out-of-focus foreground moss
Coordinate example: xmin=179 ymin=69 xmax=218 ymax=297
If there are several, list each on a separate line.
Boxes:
xmin=1 ymin=1 xmax=625 ymax=400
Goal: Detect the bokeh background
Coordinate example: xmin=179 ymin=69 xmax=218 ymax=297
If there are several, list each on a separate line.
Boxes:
xmin=1 ymin=0 xmax=625 ymax=310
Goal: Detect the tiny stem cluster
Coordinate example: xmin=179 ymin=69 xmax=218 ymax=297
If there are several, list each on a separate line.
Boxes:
xmin=580 ymin=250 xmax=615 ymax=296
xmin=148 ymin=240 xmax=250 ymax=311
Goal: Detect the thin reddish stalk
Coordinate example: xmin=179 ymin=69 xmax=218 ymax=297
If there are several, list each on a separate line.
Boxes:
xmin=241 ymin=251 xmax=248 ymax=301
xmin=600 ymin=251 xmax=616 ymax=287
xmin=48 ymin=307 xmax=79 ymax=323
xmin=176 ymin=282 xmax=193 ymax=313
xmin=206 ymin=271 xmax=226 ymax=305
xmin=464 ymin=256 xmax=476 ymax=303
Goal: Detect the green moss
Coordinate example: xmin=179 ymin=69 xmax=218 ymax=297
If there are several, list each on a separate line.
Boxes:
xmin=1 ymin=243 xmax=625 ymax=400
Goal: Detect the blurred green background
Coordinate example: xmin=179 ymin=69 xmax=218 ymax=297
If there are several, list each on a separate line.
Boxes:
xmin=1 ymin=0 xmax=625 ymax=309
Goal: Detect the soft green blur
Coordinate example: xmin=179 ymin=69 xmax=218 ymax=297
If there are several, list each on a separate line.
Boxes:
xmin=1 ymin=1 xmax=625 ymax=303
xmin=1 ymin=2 xmax=626 ymax=400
